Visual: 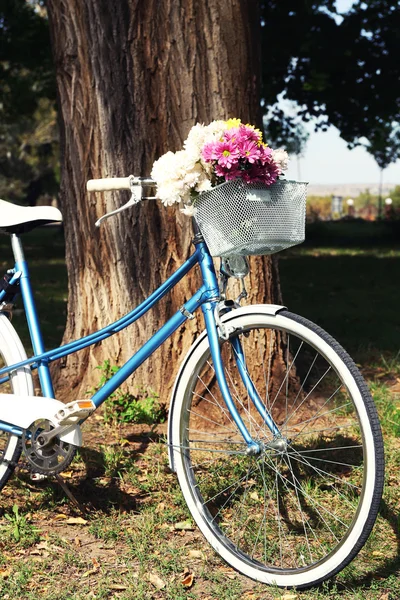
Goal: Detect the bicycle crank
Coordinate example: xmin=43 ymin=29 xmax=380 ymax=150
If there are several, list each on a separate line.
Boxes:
xmin=22 ymin=419 xmax=77 ymax=475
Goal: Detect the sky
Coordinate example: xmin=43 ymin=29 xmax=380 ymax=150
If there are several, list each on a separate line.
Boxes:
xmin=285 ymin=0 xmax=400 ymax=186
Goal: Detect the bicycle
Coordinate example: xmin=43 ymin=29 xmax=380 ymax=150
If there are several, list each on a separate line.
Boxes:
xmin=0 ymin=176 xmax=384 ymax=589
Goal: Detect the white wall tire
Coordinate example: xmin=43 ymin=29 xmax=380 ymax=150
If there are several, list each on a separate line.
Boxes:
xmin=0 ymin=314 xmax=34 ymax=489
xmin=170 ymin=308 xmax=384 ymax=588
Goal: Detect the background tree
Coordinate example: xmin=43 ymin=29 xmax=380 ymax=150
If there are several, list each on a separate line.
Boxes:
xmin=261 ymin=1 xmax=400 ymax=159
xmin=0 ymin=0 xmax=58 ymax=202
xmin=45 ymin=0 xmax=282 ymax=400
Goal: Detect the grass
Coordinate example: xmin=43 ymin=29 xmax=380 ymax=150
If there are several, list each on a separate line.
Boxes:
xmin=0 ymin=220 xmax=399 ymax=598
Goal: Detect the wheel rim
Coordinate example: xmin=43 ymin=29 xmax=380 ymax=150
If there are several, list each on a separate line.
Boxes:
xmin=177 ymin=315 xmax=377 ymax=580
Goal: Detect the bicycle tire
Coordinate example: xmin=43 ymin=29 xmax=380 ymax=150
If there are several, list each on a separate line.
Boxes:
xmin=171 ymin=308 xmax=384 ymax=588
xmin=0 ymin=313 xmax=34 ymax=489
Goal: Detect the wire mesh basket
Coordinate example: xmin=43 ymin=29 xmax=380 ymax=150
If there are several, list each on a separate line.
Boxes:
xmin=193 ymin=178 xmax=307 ymax=256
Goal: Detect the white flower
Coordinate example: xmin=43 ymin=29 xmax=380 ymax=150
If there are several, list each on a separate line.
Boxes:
xmin=195 ymin=178 xmax=212 ymax=192
xmin=272 ymin=148 xmax=290 ymax=173
xmin=180 ymin=204 xmax=197 ymax=216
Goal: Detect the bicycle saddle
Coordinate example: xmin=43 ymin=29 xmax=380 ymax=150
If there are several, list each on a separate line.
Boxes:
xmin=0 ymin=199 xmax=62 ymax=234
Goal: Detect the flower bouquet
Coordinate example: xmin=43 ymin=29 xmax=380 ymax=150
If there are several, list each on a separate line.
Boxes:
xmin=151 ymin=119 xmax=307 ymax=256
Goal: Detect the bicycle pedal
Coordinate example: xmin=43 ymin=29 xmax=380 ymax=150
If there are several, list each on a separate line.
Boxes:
xmin=54 ymin=400 xmax=96 ymax=425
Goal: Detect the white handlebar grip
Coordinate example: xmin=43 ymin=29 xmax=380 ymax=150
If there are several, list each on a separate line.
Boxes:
xmin=86 ymin=177 xmax=132 ymax=192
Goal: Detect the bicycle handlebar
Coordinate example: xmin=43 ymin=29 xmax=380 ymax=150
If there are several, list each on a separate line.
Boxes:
xmin=86 ymin=176 xmax=157 ymax=226
xmin=86 ymin=176 xmax=155 ymax=192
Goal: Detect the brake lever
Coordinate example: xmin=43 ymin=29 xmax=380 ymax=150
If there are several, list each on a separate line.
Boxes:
xmin=95 ymin=176 xmax=143 ymax=227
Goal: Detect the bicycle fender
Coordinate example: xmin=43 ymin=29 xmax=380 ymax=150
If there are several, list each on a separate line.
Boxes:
xmin=167 ymin=303 xmax=286 ymax=472
xmin=0 ymin=394 xmax=82 ymax=446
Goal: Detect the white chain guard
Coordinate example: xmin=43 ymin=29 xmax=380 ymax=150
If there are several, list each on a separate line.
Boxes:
xmin=0 ymin=394 xmax=82 ymax=446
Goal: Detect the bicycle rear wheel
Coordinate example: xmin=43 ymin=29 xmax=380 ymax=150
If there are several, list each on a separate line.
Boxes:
xmin=171 ymin=309 xmax=384 ymax=588
xmin=0 ymin=313 xmax=34 ymax=489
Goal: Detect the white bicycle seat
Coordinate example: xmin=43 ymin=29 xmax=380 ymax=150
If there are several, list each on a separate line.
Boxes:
xmin=0 ymin=199 xmax=63 ymax=234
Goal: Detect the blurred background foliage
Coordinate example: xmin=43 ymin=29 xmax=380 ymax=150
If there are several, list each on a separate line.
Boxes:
xmin=1 ymin=0 xmax=399 ymax=206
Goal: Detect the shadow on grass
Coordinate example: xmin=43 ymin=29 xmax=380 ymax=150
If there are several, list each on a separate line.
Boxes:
xmin=23 ymin=430 xmax=167 ymax=514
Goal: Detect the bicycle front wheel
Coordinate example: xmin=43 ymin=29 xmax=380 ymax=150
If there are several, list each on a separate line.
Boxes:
xmin=0 ymin=313 xmax=34 ymax=489
xmin=171 ymin=309 xmax=384 ymax=588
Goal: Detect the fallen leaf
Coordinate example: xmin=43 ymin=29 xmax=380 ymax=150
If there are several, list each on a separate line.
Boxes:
xmin=109 ymin=584 xmax=128 ymax=591
xmin=0 ymin=568 xmax=11 ymax=579
xmin=82 ymin=568 xmax=98 ymax=578
xmin=372 ymin=550 xmax=384 ymax=557
xmin=148 ymin=572 xmax=166 ymax=590
xmin=35 ymin=542 xmax=49 ymax=550
xmin=74 ymin=537 xmax=81 ymax=547
xmin=181 ymin=571 xmax=194 ymax=588
xmin=250 ymin=491 xmax=259 ymax=501
xmin=281 ymin=594 xmax=298 ymax=600
xmin=65 ymin=517 xmax=88 ymax=525
xmin=174 ymin=520 xmax=194 ymax=531
xmin=53 ymin=514 xmax=68 ymax=520
xmin=188 ymin=550 xmax=205 ymax=559
xmin=92 ymin=557 xmax=100 ymax=569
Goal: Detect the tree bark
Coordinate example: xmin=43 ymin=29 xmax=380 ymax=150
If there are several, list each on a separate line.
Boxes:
xmin=46 ymin=0 xmax=283 ymax=402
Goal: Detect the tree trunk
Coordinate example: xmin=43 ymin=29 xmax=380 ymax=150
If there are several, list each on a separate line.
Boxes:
xmin=46 ymin=0 xmax=283 ymax=402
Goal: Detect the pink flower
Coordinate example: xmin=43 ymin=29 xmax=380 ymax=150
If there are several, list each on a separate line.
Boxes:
xmin=238 ymin=140 xmax=261 ymax=163
xmin=237 ymin=124 xmax=261 ymax=144
xmin=202 ymin=142 xmax=219 ymax=162
xmin=258 ymin=145 xmax=273 ymax=164
xmin=223 ymin=127 xmax=240 ymax=143
xmin=223 ymin=167 xmax=242 ymax=180
xmin=213 ymin=140 xmax=240 ymax=169
xmin=244 ymin=162 xmax=280 ymax=185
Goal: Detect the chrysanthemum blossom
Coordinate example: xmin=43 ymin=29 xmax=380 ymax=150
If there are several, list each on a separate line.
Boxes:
xmin=213 ymin=141 xmax=240 ymax=169
xmin=238 ymin=140 xmax=261 ymax=163
xmin=237 ymin=124 xmax=262 ymax=144
xmin=272 ymin=148 xmax=290 ymax=173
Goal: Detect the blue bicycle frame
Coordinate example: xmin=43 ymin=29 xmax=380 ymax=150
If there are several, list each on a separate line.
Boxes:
xmin=0 ymin=232 xmax=280 ymax=451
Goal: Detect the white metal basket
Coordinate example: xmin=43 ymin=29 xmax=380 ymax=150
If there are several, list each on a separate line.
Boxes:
xmin=193 ymin=179 xmax=307 ymax=256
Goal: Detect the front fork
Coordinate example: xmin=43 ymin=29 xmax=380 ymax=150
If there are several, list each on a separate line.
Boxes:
xmin=201 ymin=301 xmax=281 ymax=455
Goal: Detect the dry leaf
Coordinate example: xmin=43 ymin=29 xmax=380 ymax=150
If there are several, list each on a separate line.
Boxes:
xmin=92 ymin=557 xmax=100 ymax=569
xmin=35 ymin=542 xmax=49 ymax=550
xmin=0 ymin=568 xmax=11 ymax=579
xmin=281 ymin=594 xmax=298 ymax=600
xmin=148 ymin=572 xmax=166 ymax=590
xmin=372 ymin=551 xmax=384 ymax=557
xmin=250 ymin=491 xmax=259 ymax=501
xmin=181 ymin=571 xmax=194 ymax=588
xmin=53 ymin=514 xmax=68 ymax=520
xmin=82 ymin=568 xmax=98 ymax=578
xmin=74 ymin=537 xmax=81 ymax=547
xmin=174 ymin=520 xmax=194 ymax=531
xmin=65 ymin=517 xmax=88 ymax=525
xmin=188 ymin=550 xmax=205 ymax=559
xmin=109 ymin=584 xmax=128 ymax=591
